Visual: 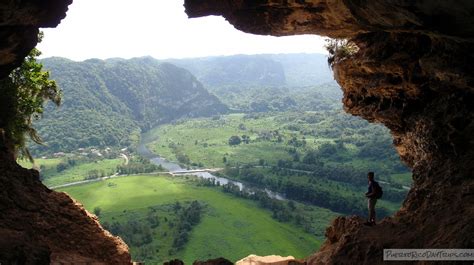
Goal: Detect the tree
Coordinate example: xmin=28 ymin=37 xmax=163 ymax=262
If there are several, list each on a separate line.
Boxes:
xmin=292 ymin=152 xmax=300 ymax=162
xmin=303 ymin=150 xmax=319 ymax=164
xmin=277 ymin=135 xmax=283 ymax=143
xmin=147 ymin=212 xmax=160 ymax=228
xmin=228 ymin=135 xmax=242 ymax=146
xmin=318 ymin=143 xmax=337 ymax=157
xmin=173 ymin=201 xmax=182 ymax=212
xmin=176 ymin=153 xmax=190 ymax=164
xmin=287 ymin=200 xmax=296 ymax=211
xmin=93 ymin=206 xmax=102 ymax=217
xmin=56 ymin=162 xmax=69 ymax=172
xmin=0 ymin=32 xmax=61 ymax=161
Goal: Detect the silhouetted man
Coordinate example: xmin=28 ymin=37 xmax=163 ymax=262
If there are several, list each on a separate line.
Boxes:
xmin=364 ymin=171 xmax=379 ymax=226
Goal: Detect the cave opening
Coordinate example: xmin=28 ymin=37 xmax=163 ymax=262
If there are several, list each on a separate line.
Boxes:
xmin=1 ymin=0 xmax=473 ymax=265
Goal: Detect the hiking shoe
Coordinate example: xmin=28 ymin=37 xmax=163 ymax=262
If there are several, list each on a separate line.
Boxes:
xmin=363 ymin=221 xmax=373 ymax=226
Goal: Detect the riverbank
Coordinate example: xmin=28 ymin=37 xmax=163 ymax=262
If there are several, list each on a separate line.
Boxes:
xmin=138 ymin=131 xmax=289 ymax=199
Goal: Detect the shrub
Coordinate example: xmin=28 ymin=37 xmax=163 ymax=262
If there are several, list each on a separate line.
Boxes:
xmin=325 ymin=38 xmax=359 ymax=67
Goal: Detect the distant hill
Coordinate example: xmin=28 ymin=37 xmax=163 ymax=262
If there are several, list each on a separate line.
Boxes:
xmin=168 ymin=55 xmax=286 ymax=89
xmin=31 ymin=57 xmax=227 ymax=154
xmin=268 ymin=53 xmax=334 ymax=87
xmin=168 ymin=53 xmax=334 ymax=90
xmin=166 ymin=53 xmax=339 ymax=112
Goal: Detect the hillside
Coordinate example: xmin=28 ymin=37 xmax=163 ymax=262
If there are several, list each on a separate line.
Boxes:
xmin=208 ymin=83 xmax=342 ymax=113
xmin=31 ymin=57 xmax=227 ymax=155
xmin=167 ymin=54 xmax=338 ymax=112
xmin=168 ymin=53 xmax=333 ymax=90
xmin=168 ymin=55 xmax=286 ymax=89
xmin=31 ymin=54 xmax=337 ymax=154
xmin=267 ymin=53 xmax=334 ymax=87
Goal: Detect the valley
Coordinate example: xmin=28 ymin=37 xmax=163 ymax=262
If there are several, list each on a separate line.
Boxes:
xmin=145 ymin=111 xmax=410 ymax=216
xmin=19 ymin=53 xmax=412 ymax=264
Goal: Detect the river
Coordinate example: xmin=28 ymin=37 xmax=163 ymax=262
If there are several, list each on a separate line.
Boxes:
xmin=137 ymin=141 xmax=286 ymax=200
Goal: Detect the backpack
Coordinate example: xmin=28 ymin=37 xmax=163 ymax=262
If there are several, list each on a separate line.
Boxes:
xmin=373 ymin=181 xmax=383 ymax=199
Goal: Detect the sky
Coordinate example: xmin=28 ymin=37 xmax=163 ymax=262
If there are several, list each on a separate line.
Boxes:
xmin=38 ymin=0 xmax=328 ymax=61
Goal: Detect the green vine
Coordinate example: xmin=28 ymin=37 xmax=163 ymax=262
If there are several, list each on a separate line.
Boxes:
xmin=0 ymin=32 xmax=61 ymax=161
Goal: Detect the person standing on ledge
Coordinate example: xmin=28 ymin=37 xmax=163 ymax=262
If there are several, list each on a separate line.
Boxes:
xmin=364 ymin=171 xmax=382 ymax=226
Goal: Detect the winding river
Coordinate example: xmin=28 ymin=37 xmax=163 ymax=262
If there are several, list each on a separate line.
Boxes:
xmin=137 ymin=141 xmax=286 ymax=200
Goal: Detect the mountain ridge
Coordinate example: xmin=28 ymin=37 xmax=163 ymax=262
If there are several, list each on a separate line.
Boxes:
xmin=31 ymin=57 xmax=228 ymax=154
xmin=32 ymin=53 xmax=337 ymax=154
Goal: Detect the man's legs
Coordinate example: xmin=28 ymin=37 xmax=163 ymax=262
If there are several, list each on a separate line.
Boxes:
xmin=368 ymin=198 xmax=377 ymax=224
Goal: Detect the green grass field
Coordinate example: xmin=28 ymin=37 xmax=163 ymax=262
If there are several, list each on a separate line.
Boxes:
xmin=146 ymin=114 xmax=295 ymax=167
xmin=60 ymin=175 xmax=334 ymax=264
xmin=18 ymin=157 xmax=62 ymax=177
xmin=146 ymin=113 xmax=345 ymax=168
xmin=19 ymin=157 xmax=123 ymax=187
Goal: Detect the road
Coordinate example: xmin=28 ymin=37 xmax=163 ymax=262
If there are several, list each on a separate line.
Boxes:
xmin=49 ymin=173 xmax=120 ymax=189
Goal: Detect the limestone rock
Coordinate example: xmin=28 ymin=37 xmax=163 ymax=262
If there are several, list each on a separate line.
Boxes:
xmin=0 ymin=0 xmax=72 ymax=78
xmin=0 ymin=158 xmax=131 ymax=264
xmin=236 ymin=254 xmax=298 ymax=265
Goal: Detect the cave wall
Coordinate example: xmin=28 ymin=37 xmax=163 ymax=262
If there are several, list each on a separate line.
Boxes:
xmin=184 ymin=0 xmax=474 ymax=39
xmin=0 ymin=161 xmax=131 ymax=264
xmin=184 ymin=1 xmax=474 ymax=264
xmin=0 ymin=0 xmax=132 ymax=263
xmin=0 ymin=0 xmax=72 ymax=78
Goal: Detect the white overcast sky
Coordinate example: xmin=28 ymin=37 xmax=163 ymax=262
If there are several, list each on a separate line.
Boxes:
xmin=38 ymin=0 xmax=328 ymax=61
